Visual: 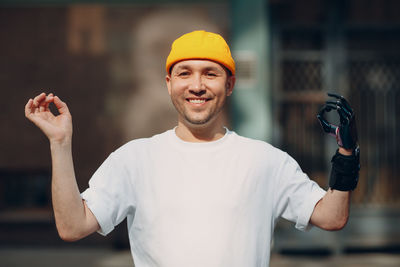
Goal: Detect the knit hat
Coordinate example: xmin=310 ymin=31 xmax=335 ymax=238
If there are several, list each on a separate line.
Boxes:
xmin=166 ymin=30 xmax=235 ymax=75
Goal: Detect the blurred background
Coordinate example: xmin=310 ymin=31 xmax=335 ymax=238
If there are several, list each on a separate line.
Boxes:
xmin=0 ymin=0 xmax=399 ymax=266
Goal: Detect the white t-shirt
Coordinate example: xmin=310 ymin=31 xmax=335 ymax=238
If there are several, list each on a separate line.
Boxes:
xmin=81 ymin=128 xmax=326 ymax=267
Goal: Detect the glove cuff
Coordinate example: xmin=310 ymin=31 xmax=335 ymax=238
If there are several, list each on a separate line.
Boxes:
xmin=329 ymin=147 xmax=360 ymax=191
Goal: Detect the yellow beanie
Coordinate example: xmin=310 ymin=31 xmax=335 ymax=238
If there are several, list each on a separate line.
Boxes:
xmin=166 ymin=30 xmax=235 ymax=75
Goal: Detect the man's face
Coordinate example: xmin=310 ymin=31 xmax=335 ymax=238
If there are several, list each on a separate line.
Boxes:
xmin=166 ymin=60 xmax=235 ymax=127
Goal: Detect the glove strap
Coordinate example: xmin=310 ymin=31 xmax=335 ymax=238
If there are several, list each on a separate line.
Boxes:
xmin=329 ymin=146 xmax=360 ymax=191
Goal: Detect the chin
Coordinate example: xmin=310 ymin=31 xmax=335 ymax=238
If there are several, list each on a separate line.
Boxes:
xmin=186 ymin=119 xmax=210 ymax=126
xmin=183 ymin=115 xmax=212 ymax=126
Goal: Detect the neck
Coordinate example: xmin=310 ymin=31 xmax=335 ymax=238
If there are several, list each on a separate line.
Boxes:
xmin=175 ymin=119 xmax=226 ymax=143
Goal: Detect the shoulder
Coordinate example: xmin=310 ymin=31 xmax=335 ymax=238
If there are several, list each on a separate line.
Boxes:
xmin=229 ymin=131 xmax=288 ymax=162
xmin=231 ymin=131 xmax=283 ymax=153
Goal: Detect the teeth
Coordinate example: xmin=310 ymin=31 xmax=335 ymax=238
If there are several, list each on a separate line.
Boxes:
xmin=189 ymin=99 xmax=205 ymax=104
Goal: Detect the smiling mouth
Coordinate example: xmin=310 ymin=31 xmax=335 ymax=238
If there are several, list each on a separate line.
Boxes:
xmin=187 ymin=98 xmax=210 ymax=104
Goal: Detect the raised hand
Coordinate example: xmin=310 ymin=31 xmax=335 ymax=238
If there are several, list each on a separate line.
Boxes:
xmin=317 ymin=93 xmax=358 ymax=150
xmin=25 ymin=92 xmax=73 ymax=144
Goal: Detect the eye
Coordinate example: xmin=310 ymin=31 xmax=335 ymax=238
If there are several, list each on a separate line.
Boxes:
xmin=178 ymin=71 xmax=190 ymax=77
xmin=206 ymin=72 xmax=217 ymax=77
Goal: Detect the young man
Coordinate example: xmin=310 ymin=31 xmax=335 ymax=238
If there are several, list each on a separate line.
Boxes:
xmin=25 ymin=30 xmax=359 ymax=266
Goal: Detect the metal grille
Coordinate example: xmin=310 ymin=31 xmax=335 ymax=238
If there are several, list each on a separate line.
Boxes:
xmin=278 ymin=100 xmax=327 ymax=186
xmin=275 ymin=33 xmax=400 ymax=206
xmin=349 ymin=59 xmax=400 ymax=205
xmin=277 ymin=57 xmax=400 ymax=205
xmin=277 ymin=59 xmax=327 ymax=186
xmin=277 ymin=54 xmax=400 ymax=207
xmin=271 ymin=0 xmax=400 ymax=253
xmin=282 ymin=61 xmax=323 ymax=92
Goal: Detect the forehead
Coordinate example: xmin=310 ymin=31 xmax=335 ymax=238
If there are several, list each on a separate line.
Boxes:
xmin=172 ymin=59 xmax=226 ymax=72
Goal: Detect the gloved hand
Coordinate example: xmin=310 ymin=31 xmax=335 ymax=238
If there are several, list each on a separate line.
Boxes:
xmin=317 ymin=93 xmax=358 ymax=150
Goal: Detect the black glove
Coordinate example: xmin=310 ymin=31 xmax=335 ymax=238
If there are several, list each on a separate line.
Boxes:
xmin=317 ymin=93 xmax=358 ymax=150
xmin=317 ymin=93 xmax=360 ymax=191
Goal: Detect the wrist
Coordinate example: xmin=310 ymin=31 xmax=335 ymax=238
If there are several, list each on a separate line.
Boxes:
xmin=338 ymin=147 xmax=353 ymax=156
xmin=50 ymin=137 xmax=72 ymax=150
xmin=329 ymin=148 xmax=360 ymax=191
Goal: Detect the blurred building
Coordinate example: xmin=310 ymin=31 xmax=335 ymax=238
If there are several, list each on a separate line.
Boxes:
xmin=268 ymin=0 xmax=400 ymax=254
xmin=0 ymin=0 xmax=399 ymax=255
xmin=0 ymin=0 xmax=231 ymax=248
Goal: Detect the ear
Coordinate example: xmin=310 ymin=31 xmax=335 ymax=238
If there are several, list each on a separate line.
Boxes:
xmin=226 ymin=75 xmax=235 ymax=96
xmin=166 ymin=74 xmax=172 ymax=96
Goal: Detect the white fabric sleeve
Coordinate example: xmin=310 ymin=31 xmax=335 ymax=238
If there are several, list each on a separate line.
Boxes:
xmin=273 ymin=152 xmax=326 ymax=232
xmin=81 ymin=152 xmax=135 ymax=236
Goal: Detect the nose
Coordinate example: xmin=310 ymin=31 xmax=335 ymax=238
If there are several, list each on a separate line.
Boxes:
xmin=188 ymin=74 xmax=206 ymax=95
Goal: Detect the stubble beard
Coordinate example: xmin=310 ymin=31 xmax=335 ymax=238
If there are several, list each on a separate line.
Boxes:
xmin=172 ymin=98 xmax=226 ymax=127
xmin=183 ymin=112 xmax=213 ymax=125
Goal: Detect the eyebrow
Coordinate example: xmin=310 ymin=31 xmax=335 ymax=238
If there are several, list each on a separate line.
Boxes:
xmin=174 ymin=65 xmax=223 ymax=73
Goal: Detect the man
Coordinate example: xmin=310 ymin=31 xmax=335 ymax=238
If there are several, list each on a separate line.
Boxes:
xmin=25 ymin=30 xmax=359 ymax=266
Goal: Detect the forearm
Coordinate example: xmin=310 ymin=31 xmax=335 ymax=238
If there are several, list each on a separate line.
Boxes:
xmin=310 ymin=148 xmax=354 ymax=230
xmin=311 ymin=189 xmax=350 ymax=230
xmin=50 ymin=140 xmax=91 ymax=240
xmin=313 ymin=93 xmax=358 ymax=230
xmin=26 ymin=93 xmax=98 ymax=240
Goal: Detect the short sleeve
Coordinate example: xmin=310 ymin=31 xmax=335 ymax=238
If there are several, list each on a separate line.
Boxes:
xmin=81 ymin=152 xmax=135 ymax=236
xmin=273 ymin=152 xmax=326 ymax=231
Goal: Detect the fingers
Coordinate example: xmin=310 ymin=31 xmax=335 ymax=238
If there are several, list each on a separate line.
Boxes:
xmin=327 ymin=92 xmax=353 ymax=113
xmin=26 ymin=92 xmax=71 ymax=122
xmin=323 ymin=93 xmax=357 ymax=131
xmin=25 ymin=92 xmax=56 ymax=118
xmin=336 ymin=94 xmax=353 ymax=112
xmin=53 ymin=95 xmax=70 ymax=115
xmin=25 ymin=96 xmax=47 ymax=125
xmin=30 ymin=92 xmax=47 ymax=114
xmin=319 ymin=93 xmax=356 ymax=142
xmin=32 ymin=93 xmax=46 ymax=109
xmin=325 ymin=100 xmax=352 ymax=125
xmin=39 ymin=93 xmax=54 ymax=112
xmin=324 ymin=102 xmax=338 ymax=111
xmin=25 ymin=98 xmax=34 ymax=118
xmin=326 ymin=100 xmax=352 ymax=116
xmin=317 ymin=105 xmax=338 ymax=135
xmin=327 ymin=92 xmax=341 ymax=99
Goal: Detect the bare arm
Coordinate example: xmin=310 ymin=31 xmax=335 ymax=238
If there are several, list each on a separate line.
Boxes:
xmin=25 ymin=93 xmax=99 ymax=241
xmin=310 ymin=147 xmax=352 ymax=231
